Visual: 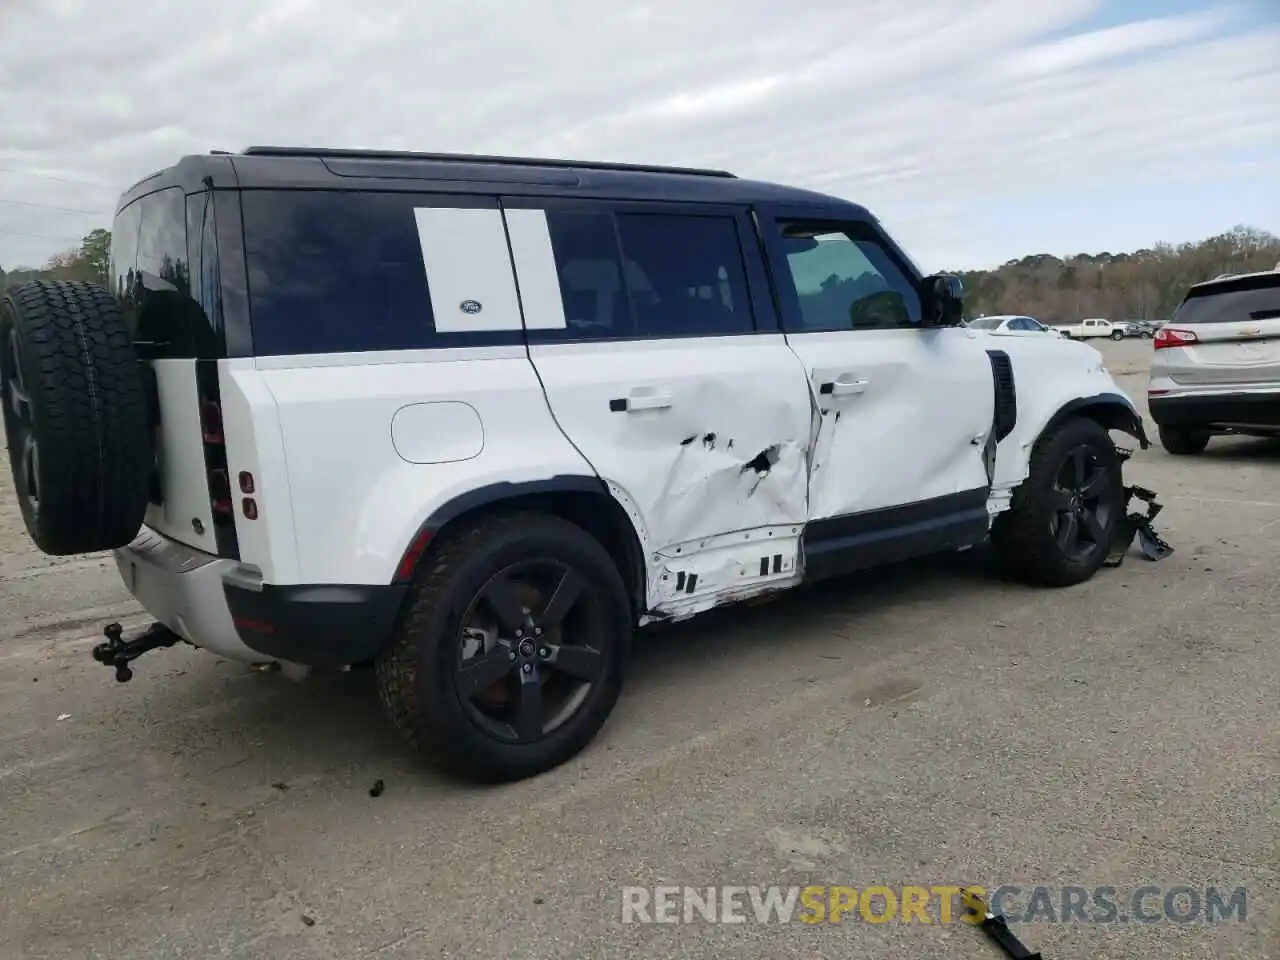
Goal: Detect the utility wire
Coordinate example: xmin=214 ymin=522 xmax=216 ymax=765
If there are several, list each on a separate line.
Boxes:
xmin=0 ymin=165 xmax=112 ymax=188
xmin=0 ymin=226 xmax=88 ymax=242
xmin=0 ymin=197 xmax=106 ymax=215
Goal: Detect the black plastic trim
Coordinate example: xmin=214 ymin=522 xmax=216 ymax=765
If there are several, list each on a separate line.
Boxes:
xmin=985 ymin=349 xmax=1018 ymax=442
xmin=225 ymin=581 xmax=408 ymax=667
xmin=1149 ymin=392 xmax=1280 ymax=429
xmin=801 ymin=488 xmax=991 ymax=583
xmin=1044 ymin=392 xmax=1150 ymax=448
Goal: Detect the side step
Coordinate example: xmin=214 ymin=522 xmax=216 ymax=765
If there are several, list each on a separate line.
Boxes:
xmin=92 ymin=621 xmax=184 ymax=683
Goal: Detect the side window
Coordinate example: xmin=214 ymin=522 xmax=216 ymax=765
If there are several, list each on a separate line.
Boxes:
xmin=1010 ymin=317 xmax=1033 ymax=331
xmin=775 ymin=222 xmax=922 ymax=332
xmin=544 ymin=211 xmax=633 ymax=338
xmin=614 ymin=213 xmax=753 ymax=337
xmin=543 ymin=209 xmax=755 ymax=340
xmin=109 ymin=200 xmax=143 ymax=333
xmin=240 ymin=191 xmax=438 ymax=355
xmin=135 ymin=187 xmax=194 ymax=354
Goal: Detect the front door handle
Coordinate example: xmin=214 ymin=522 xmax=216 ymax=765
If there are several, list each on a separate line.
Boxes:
xmin=609 ymin=390 xmax=674 ymax=413
xmin=819 ymin=378 xmax=869 ymax=397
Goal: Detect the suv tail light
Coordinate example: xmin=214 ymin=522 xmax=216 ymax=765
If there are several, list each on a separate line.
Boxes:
xmin=1154 ymin=327 xmax=1198 ymax=350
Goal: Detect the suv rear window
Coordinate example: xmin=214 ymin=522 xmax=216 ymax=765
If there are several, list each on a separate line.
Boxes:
xmin=1175 ymin=274 xmax=1280 ymax=325
xmin=240 ymin=190 xmax=439 ymax=356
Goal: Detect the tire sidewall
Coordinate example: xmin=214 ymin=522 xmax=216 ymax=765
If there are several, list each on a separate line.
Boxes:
xmin=1027 ymin=419 xmax=1125 ymax=579
xmin=0 ymin=298 xmax=42 ymax=537
xmin=411 ymin=519 xmax=632 ymax=777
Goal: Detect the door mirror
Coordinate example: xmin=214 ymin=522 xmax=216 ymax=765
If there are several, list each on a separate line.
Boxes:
xmin=920 ymin=274 xmax=965 ymax=327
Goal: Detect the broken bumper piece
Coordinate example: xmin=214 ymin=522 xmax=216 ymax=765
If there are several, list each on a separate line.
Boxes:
xmin=1104 ymin=448 xmax=1174 ymax=567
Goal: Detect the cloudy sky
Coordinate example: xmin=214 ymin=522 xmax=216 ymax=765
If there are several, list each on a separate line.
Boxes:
xmin=1 ymin=0 xmax=1277 ymax=273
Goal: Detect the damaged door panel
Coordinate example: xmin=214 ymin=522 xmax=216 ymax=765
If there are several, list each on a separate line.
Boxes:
xmin=504 ymin=200 xmax=815 ymax=616
xmin=757 ymin=212 xmax=996 ymax=527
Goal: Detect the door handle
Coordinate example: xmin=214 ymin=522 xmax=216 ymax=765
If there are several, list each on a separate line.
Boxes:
xmin=609 ymin=390 xmax=673 ymax=413
xmin=819 ymin=378 xmax=869 ymax=397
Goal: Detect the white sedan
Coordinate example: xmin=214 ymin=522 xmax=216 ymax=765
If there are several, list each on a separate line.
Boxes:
xmin=965 ymin=314 xmax=1064 ymax=337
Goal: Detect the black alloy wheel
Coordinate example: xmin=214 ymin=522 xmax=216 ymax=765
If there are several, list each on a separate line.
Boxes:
xmin=454 ymin=559 xmax=609 ymax=745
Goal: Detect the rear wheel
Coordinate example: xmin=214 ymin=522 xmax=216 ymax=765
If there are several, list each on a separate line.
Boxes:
xmin=375 ymin=512 xmax=631 ymax=782
xmin=1110 ymin=330 xmax=1125 ymax=341
xmin=1158 ymin=424 xmax=1210 ymax=456
xmin=0 ymin=280 xmax=152 ymax=555
xmin=990 ymin=417 xmax=1124 ymax=587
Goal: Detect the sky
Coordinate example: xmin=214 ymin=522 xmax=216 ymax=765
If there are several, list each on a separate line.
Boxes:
xmin=0 ymin=0 xmax=1277 ymax=274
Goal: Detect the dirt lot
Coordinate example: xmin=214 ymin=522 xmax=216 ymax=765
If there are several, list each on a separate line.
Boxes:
xmin=1 ymin=338 xmax=1276 ymax=960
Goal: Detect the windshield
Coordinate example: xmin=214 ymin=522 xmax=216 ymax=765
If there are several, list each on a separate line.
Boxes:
xmin=967 ymin=316 xmax=1003 ymax=330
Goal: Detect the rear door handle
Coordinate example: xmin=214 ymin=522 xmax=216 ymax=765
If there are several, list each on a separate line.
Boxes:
xmin=819 ymin=377 xmax=869 ymax=397
xmin=609 ymin=390 xmax=673 ymax=413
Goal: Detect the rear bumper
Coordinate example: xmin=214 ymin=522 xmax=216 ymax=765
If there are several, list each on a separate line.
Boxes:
xmin=114 ymin=527 xmax=406 ymax=667
xmin=1148 ymin=391 xmax=1280 ymax=429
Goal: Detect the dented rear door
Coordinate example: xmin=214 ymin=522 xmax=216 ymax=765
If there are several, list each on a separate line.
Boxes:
xmin=502 ymin=196 xmax=813 ymax=582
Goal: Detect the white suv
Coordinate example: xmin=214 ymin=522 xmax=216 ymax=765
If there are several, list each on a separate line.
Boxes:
xmin=0 ymin=147 xmax=1161 ymax=782
xmin=1148 ymin=267 xmax=1280 ymax=454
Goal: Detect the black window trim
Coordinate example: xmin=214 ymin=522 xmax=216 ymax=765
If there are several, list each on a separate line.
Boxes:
xmin=500 ymin=195 xmax=781 ymax=344
xmin=756 ymin=208 xmax=926 ymax=336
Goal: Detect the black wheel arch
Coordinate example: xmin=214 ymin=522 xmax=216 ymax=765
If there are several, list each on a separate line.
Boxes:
xmin=1040 ymin=393 xmax=1149 ymax=451
xmin=393 ymin=475 xmax=647 ymax=621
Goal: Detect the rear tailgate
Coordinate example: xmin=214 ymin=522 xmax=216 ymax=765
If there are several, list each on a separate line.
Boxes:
xmin=1167 ymin=273 xmax=1280 ymax=388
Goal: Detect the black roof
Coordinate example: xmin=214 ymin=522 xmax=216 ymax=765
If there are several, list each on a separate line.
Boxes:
xmin=115 ymin=146 xmax=868 ymax=218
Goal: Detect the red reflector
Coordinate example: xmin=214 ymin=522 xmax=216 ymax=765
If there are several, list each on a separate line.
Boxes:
xmin=238 ymin=471 xmax=255 ymax=494
xmin=200 ymin=401 xmax=224 ymax=443
xmin=233 ymin=616 xmax=275 ymax=635
xmin=1148 ymin=389 xmax=1169 ymax=396
xmin=211 ymin=497 xmax=234 ymax=515
xmin=1154 ymin=327 xmax=1198 ymax=350
xmin=397 ymin=530 xmax=434 ymax=581
xmin=242 ymin=497 xmax=258 ymax=520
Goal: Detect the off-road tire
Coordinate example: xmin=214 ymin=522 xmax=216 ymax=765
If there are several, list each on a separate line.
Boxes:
xmin=375 ymin=511 xmax=632 ymax=783
xmin=1158 ymin=424 xmax=1210 ymax=456
xmin=0 ymin=280 xmax=152 ymax=555
xmin=990 ymin=416 xmax=1124 ymax=587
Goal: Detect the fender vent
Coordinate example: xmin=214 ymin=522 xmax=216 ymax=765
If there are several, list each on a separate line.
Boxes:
xmin=986 ymin=350 xmax=1017 ymax=442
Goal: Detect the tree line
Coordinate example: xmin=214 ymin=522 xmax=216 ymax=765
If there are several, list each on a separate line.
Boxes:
xmin=3 ymin=223 xmax=1278 ymax=325
xmin=953 ymin=225 xmax=1280 ymax=323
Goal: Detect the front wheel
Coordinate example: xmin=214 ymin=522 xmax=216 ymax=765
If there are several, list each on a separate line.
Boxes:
xmin=1110 ymin=330 xmax=1125 ymax=341
xmin=376 ymin=512 xmax=632 ymax=783
xmin=990 ymin=417 xmax=1124 ymax=587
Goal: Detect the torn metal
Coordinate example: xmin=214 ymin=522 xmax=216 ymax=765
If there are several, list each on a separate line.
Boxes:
xmin=1104 ymin=447 xmax=1175 ymax=567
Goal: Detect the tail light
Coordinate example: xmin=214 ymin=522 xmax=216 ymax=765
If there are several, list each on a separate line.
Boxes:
xmin=199 ymin=401 xmax=234 ymax=522
xmin=1154 ymin=327 xmax=1198 ymax=350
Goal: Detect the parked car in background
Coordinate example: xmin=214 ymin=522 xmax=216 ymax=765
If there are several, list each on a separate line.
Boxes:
xmin=1051 ymin=318 xmax=1131 ymax=340
xmin=1148 ymin=265 xmax=1280 ymax=454
xmin=1129 ymin=320 xmax=1161 ymax=339
xmin=964 ymin=314 xmax=1063 ymax=337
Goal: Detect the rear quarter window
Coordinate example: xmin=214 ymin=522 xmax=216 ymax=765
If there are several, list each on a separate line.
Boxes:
xmin=239 ymin=191 xmax=440 ymax=356
xmin=1176 ymin=275 xmax=1280 ymax=325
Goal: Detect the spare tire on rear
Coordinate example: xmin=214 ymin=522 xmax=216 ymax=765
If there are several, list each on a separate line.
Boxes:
xmin=1 ymin=280 xmax=153 ymax=556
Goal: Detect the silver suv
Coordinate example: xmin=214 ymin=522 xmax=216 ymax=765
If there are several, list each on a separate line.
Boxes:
xmin=1148 ymin=266 xmax=1280 ymax=454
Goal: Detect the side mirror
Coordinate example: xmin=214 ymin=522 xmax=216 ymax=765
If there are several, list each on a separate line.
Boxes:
xmin=920 ymin=274 xmax=965 ymax=327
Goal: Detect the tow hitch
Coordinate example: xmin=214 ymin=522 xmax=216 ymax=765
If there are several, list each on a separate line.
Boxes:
xmin=1105 ymin=447 xmax=1174 ymax=567
xmin=92 ymin=622 xmax=182 ymax=682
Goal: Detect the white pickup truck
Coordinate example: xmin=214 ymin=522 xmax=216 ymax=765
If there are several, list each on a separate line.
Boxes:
xmin=1050 ymin=318 xmax=1131 ymax=340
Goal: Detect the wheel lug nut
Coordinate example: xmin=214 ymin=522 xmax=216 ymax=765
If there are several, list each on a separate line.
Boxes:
xmin=534 ymin=627 xmax=542 ymax=636
xmin=508 ymin=651 xmax=516 ymax=661
xmin=522 ymin=663 xmax=532 ymax=674
xmin=539 ymin=647 xmax=549 ymax=658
